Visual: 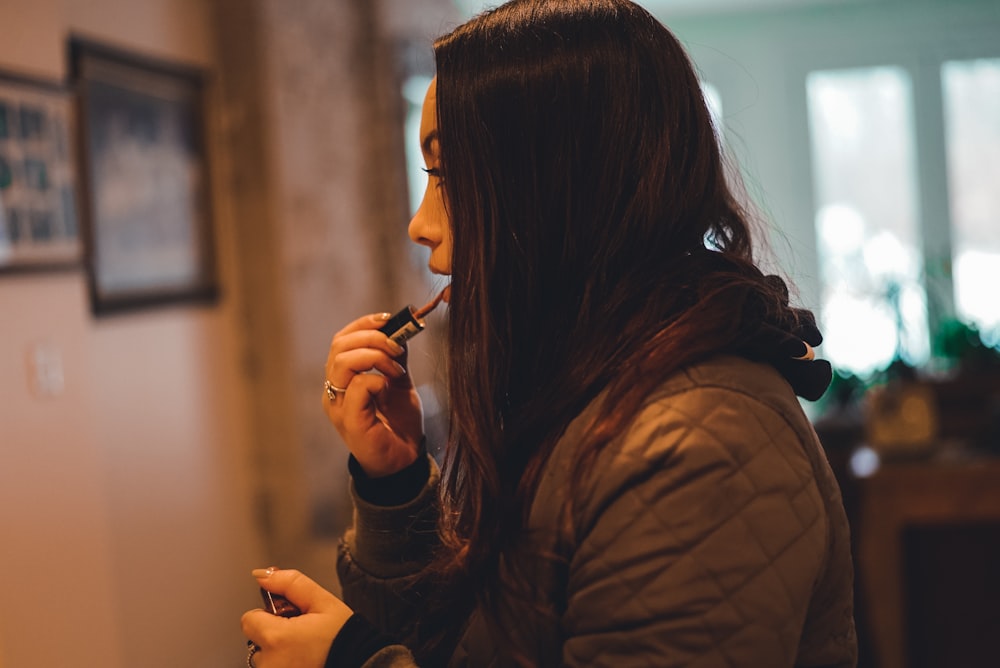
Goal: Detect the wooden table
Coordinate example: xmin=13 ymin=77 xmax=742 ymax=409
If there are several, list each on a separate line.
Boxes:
xmin=855 ymin=457 xmax=1000 ymax=668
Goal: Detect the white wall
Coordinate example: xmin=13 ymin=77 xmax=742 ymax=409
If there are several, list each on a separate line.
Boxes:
xmin=0 ymin=0 xmax=265 ymax=666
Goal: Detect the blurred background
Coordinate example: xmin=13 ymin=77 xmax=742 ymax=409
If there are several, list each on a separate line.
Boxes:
xmin=0 ymin=0 xmax=997 ymax=666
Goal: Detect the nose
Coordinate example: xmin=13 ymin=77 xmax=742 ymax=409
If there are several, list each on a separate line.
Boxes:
xmin=408 ymin=192 xmax=438 ymax=250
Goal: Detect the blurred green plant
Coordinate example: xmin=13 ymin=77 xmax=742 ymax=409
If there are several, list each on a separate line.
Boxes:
xmin=814 ymin=367 xmax=867 ymax=417
xmin=815 ymin=318 xmax=1000 ymax=419
xmin=934 ymin=318 xmax=1000 ymax=371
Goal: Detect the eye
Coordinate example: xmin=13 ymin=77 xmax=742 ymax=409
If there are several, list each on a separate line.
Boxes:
xmin=421 ymin=167 xmax=443 ymax=179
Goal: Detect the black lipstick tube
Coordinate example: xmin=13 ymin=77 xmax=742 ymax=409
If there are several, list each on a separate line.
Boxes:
xmin=377 ymin=288 xmax=447 ymax=346
xmin=378 ymin=306 xmax=426 ymax=345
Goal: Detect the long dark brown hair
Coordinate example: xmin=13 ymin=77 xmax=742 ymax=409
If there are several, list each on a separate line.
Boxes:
xmin=418 ymin=0 xmax=806 ymax=662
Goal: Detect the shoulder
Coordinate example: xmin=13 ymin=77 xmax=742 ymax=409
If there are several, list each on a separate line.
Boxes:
xmin=535 ymin=357 xmax=839 ymax=666
xmin=650 ymin=354 xmax=810 ymax=427
xmin=543 ymin=355 xmax=826 ymax=543
xmin=598 ymin=355 xmax=815 ymax=481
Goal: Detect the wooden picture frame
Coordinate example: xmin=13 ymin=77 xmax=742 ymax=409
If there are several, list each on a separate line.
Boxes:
xmin=71 ymin=39 xmax=217 ymax=314
xmin=0 ymin=70 xmax=81 ymax=273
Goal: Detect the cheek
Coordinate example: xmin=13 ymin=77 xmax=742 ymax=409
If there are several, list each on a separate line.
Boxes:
xmin=435 ymin=189 xmax=453 ymax=269
xmin=431 ymin=183 xmax=449 ymax=223
xmin=438 ymin=224 xmax=453 ymax=270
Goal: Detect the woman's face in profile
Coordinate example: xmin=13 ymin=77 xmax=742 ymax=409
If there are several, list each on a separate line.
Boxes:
xmin=408 ymin=77 xmax=453 ymax=277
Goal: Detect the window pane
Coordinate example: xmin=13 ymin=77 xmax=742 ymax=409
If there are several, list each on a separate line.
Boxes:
xmin=806 ymin=67 xmax=929 ymax=376
xmin=701 ymin=81 xmax=723 ymax=142
xmin=942 ymin=58 xmax=1000 ymax=346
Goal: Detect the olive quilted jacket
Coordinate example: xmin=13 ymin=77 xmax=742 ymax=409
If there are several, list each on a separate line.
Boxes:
xmin=337 ymin=356 xmax=858 ymax=667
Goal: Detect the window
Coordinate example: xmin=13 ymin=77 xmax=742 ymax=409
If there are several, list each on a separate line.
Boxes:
xmin=942 ymin=58 xmax=1000 ymax=346
xmin=806 ymin=67 xmax=930 ymax=376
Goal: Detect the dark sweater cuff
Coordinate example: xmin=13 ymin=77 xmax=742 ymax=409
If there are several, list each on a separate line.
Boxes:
xmin=348 ymin=440 xmax=430 ymax=506
xmin=325 ymin=614 xmax=396 ymax=668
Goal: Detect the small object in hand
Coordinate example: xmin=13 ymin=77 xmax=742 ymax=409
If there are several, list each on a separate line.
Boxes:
xmin=413 ymin=288 xmax=447 ymax=320
xmin=379 ymin=286 xmax=449 ymax=345
xmin=260 ymin=587 xmax=302 ymax=617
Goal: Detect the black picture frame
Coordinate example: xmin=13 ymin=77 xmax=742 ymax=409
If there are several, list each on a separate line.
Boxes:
xmin=70 ymin=39 xmax=218 ymax=314
xmin=0 ymin=70 xmax=81 ymax=273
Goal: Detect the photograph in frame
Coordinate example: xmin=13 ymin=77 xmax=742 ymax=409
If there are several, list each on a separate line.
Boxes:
xmin=71 ymin=40 xmax=217 ymax=314
xmin=0 ymin=71 xmax=80 ymax=272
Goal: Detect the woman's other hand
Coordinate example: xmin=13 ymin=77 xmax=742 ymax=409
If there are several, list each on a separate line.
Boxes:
xmin=242 ymin=568 xmax=353 ymax=668
xmin=323 ymin=313 xmax=424 ymax=477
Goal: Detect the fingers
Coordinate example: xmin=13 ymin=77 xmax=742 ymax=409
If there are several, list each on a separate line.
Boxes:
xmin=322 ymin=356 xmax=409 ymax=431
xmin=241 ymin=608 xmax=278 ymax=650
xmin=329 ymin=326 xmax=407 ymax=362
xmin=241 ymin=568 xmax=333 ymax=646
xmin=322 ymin=311 xmax=425 ymax=476
xmin=253 ymin=568 xmax=332 ymax=613
xmin=327 ymin=348 xmax=407 ymax=388
xmin=324 ymin=315 xmax=411 ymax=406
xmin=242 ymin=568 xmax=355 ymax=667
xmin=332 ymin=312 xmax=402 ymax=348
xmin=326 ymin=313 xmax=407 ymax=380
xmin=340 ymin=373 xmax=392 ymax=423
xmin=324 ymin=371 xmax=423 ymax=477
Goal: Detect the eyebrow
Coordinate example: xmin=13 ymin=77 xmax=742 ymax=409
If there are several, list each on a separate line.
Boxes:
xmin=421 ymin=130 xmax=440 ymax=158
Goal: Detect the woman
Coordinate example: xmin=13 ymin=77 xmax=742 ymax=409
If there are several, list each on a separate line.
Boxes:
xmin=241 ymin=1 xmax=858 ymax=666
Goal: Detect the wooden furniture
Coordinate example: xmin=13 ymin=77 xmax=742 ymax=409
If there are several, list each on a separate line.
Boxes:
xmin=855 ymin=457 xmax=1000 ymax=668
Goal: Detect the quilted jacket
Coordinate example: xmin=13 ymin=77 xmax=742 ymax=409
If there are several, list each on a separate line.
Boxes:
xmin=337 ymin=356 xmax=858 ymax=667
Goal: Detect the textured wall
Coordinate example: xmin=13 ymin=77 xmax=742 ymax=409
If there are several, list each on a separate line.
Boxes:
xmin=212 ymin=0 xmax=436 ymax=580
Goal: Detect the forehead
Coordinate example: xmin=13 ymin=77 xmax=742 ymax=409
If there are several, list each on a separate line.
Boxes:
xmin=420 ymin=78 xmax=438 ymax=157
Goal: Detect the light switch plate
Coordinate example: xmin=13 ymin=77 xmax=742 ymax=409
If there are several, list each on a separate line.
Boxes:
xmin=26 ymin=342 xmax=65 ymax=398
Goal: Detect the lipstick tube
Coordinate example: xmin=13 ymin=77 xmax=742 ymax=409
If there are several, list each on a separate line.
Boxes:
xmin=379 ymin=306 xmax=426 ymax=345
xmin=378 ymin=288 xmax=447 ymax=345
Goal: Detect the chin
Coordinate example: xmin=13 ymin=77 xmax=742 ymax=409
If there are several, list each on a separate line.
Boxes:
xmin=428 ymin=263 xmax=452 ymax=276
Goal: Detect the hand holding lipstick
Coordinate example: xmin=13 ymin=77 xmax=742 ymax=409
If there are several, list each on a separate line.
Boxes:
xmin=322 ymin=289 xmax=447 ymax=477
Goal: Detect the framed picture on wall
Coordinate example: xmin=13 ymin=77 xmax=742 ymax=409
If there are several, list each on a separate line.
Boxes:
xmin=0 ymin=71 xmax=81 ymax=272
xmin=70 ymin=39 xmax=218 ymax=314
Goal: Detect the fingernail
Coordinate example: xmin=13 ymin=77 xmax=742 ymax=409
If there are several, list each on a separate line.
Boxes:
xmin=252 ymin=566 xmax=277 ymax=578
xmin=393 ymin=361 xmax=407 ymax=375
xmin=375 ymin=312 xmax=392 ymax=321
xmin=387 ymin=339 xmax=404 ymax=355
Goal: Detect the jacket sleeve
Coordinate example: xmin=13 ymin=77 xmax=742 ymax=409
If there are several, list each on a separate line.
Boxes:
xmin=335 ymin=454 xmax=442 ymax=656
xmin=559 ymin=386 xmax=834 ymax=668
